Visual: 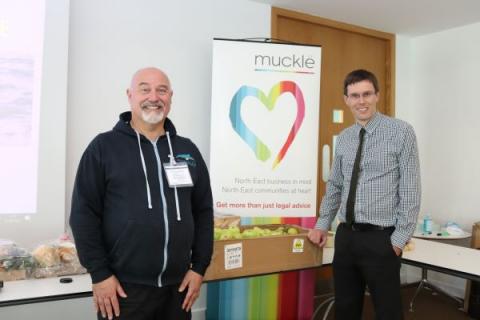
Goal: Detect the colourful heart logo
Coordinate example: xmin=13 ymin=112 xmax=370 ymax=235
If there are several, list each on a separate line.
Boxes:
xmin=229 ymin=81 xmax=305 ymax=169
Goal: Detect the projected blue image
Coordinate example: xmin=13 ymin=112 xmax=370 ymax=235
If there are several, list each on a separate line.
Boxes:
xmin=0 ymin=56 xmax=34 ymax=146
xmin=0 ymin=0 xmax=45 ymax=215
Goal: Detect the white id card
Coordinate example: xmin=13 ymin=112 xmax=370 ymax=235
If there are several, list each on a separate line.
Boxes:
xmin=163 ymin=162 xmax=194 ymax=187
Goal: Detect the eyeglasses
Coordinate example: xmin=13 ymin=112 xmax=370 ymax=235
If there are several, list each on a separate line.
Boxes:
xmin=347 ymin=91 xmax=376 ymax=101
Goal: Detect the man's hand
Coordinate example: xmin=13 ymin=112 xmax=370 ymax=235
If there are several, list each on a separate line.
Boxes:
xmin=308 ymin=229 xmax=329 ymax=247
xmin=392 ymin=245 xmax=402 ymax=256
xmin=92 ymin=275 xmax=127 ymax=320
xmin=179 ymin=269 xmax=203 ymax=312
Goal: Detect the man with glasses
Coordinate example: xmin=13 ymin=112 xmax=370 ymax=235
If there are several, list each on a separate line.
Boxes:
xmin=70 ymin=67 xmax=213 ymax=320
xmin=308 ymin=69 xmax=421 ymax=319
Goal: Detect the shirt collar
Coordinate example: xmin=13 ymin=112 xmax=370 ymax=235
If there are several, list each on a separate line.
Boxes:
xmin=355 ymin=112 xmax=383 ymax=135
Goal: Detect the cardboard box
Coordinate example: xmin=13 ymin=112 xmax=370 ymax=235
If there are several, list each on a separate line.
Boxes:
xmin=0 ymin=269 xmax=27 ymax=281
xmin=213 ymin=213 xmax=241 ymax=228
xmin=204 ymin=224 xmax=322 ymax=281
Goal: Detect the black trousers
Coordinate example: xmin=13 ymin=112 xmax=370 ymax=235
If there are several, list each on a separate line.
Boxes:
xmin=333 ymin=223 xmax=403 ymax=320
xmin=97 ymin=282 xmax=191 ymax=320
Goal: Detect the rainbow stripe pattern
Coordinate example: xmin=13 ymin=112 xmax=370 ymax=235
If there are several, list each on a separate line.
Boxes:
xmin=206 ymin=216 xmax=317 ymax=320
xmin=229 ymin=81 xmax=305 ymax=169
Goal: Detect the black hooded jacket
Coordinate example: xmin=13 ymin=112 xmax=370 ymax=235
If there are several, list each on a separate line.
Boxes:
xmin=70 ymin=112 xmax=213 ymax=287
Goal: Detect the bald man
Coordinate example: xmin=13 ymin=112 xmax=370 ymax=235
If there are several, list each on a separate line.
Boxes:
xmin=70 ymin=67 xmax=213 ymax=320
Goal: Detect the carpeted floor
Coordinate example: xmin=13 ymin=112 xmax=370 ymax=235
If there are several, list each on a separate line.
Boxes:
xmin=313 ymin=283 xmax=477 ymax=320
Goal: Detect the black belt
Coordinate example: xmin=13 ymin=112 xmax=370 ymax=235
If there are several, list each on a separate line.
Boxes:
xmin=341 ymin=222 xmax=395 ymax=232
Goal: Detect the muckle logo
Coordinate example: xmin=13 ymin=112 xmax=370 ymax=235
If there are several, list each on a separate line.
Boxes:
xmin=229 ymin=81 xmax=305 ymax=169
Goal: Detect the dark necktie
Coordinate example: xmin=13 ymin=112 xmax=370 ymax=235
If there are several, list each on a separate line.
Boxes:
xmin=346 ymin=128 xmax=366 ymax=226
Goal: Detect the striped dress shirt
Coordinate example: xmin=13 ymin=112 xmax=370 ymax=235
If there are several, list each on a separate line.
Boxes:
xmin=315 ymin=112 xmax=421 ymax=248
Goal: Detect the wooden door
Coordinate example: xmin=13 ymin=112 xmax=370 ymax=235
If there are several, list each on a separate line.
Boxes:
xmin=271 ymin=7 xmax=396 ymax=212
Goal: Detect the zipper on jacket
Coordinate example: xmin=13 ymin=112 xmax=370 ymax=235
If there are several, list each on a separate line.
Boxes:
xmin=152 ymin=141 xmax=169 ymax=287
xmin=166 ymin=131 xmax=181 ymax=221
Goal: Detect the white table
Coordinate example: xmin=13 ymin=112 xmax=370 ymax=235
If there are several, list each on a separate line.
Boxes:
xmin=402 ymin=237 xmax=480 ymax=311
xmin=322 ymin=247 xmax=334 ymax=265
xmin=312 ymin=247 xmax=335 ymax=320
xmin=0 ymin=274 xmax=91 ymax=307
xmin=402 ymin=237 xmax=480 ymax=281
xmin=315 ymin=238 xmax=480 ymax=316
xmin=0 ymin=248 xmax=333 ymax=307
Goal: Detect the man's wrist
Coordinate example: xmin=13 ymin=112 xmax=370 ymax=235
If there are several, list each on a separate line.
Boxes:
xmin=90 ymin=268 xmax=113 ymax=284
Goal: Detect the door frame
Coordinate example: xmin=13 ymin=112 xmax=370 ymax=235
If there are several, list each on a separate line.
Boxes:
xmin=271 ymin=7 xmax=396 ymax=117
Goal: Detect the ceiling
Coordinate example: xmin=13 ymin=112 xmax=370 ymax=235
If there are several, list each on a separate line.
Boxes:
xmin=251 ymin=0 xmax=480 ymax=36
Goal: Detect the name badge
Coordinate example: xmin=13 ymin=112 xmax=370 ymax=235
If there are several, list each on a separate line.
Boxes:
xmin=163 ymin=162 xmax=194 ymax=188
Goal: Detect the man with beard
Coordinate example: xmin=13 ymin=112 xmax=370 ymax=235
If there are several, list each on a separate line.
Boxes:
xmin=70 ymin=67 xmax=213 ymax=320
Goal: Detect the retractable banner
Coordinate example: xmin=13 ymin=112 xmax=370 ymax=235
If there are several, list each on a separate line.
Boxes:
xmin=210 ymin=39 xmax=321 ymax=217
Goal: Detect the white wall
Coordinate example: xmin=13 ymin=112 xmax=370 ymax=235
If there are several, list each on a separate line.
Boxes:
xmin=396 ymin=22 xmax=480 ymax=297
xmin=65 ymin=0 xmax=271 ymax=212
xmin=410 ymin=22 xmax=480 ymax=229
